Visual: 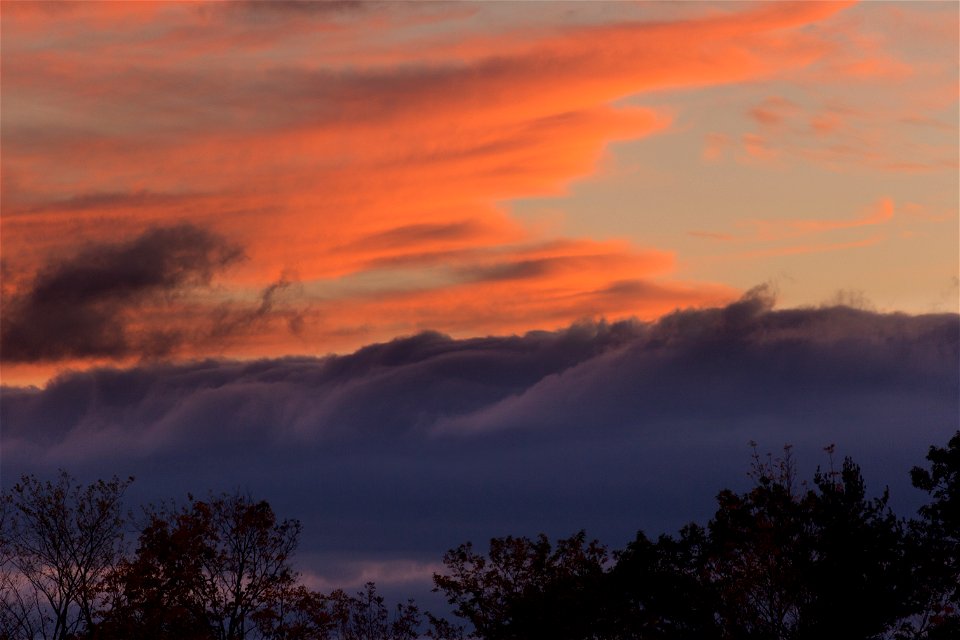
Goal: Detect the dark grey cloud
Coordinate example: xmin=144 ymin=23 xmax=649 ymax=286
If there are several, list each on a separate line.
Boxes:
xmin=220 ymin=0 xmax=368 ymax=18
xmin=342 ymin=221 xmax=484 ymax=252
xmin=209 ymin=272 xmax=305 ymax=339
xmin=460 ymin=257 xmax=560 ymax=283
xmin=2 ymin=292 xmax=957 ymax=602
xmin=0 ymin=224 xmax=243 ymax=362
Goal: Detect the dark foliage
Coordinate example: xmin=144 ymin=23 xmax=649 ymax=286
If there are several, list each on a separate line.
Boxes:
xmin=433 ymin=434 xmax=960 ymax=640
xmin=904 ymin=432 xmax=960 ymax=638
xmin=701 ymin=447 xmax=911 ymax=639
xmin=91 ymin=493 xmax=305 ymax=640
xmin=434 ymin=532 xmax=609 ymax=640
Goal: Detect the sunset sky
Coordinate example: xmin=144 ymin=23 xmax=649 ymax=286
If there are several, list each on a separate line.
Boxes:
xmin=3 ymin=0 xmax=957 ymax=386
xmin=1 ymin=0 xmax=958 ymax=603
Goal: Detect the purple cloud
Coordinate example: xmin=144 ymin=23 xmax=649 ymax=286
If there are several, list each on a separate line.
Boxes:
xmin=2 ymin=293 xmax=957 ymax=602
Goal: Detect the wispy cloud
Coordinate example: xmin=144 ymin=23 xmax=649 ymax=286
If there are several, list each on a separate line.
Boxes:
xmin=689 ymin=197 xmax=895 ymax=255
xmin=748 ymin=197 xmax=894 ymax=241
xmin=723 ymin=235 xmax=884 ymax=260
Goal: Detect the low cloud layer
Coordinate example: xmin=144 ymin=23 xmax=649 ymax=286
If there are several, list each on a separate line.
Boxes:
xmin=2 ymin=294 xmax=957 ymax=598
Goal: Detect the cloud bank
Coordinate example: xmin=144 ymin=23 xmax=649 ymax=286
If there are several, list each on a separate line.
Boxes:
xmin=3 ymin=294 xmax=956 ymax=596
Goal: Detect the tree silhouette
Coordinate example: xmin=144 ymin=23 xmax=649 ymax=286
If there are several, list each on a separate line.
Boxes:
xmin=250 ymin=585 xmax=331 ymax=640
xmin=433 ymin=531 xmax=608 ymax=640
xmin=96 ymin=493 xmax=302 ymax=640
xmin=609 ymin=525 xmax=720 ymax=638
xmin=0 ymin=472 xmax=132 ymax=640
xmin=433 ymin=442 xmax=945 ymax=640
xmin=905 ymin=431 xmax=960 ymax=638
xmin=325 ymin=582 xmax=422 ymax=640
xmin=703 ymin=446 xmax=909 ymax=639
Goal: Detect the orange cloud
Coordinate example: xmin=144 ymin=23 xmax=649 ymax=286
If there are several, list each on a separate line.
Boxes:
xmin=749 ymin=96 xmax=800 ymax=127
xmin=691 ymin=198 xmax=895 ymax=244
xmin=711 ymin=2 xmax=959 ymax=175
xmin=701 ymin=133 xmax=734 ymax=163
xmin=727 ymin=235 xmax=883 ymax=260
xmin=900 ymin=202 xmax=956 ymax=223
xmin=752 ymin=197 xmax=894 ymax=240
xmin=742 ymin=133 xmax=781 ymax=162
xmin=1 ymin=1 xmax=854 ymax=378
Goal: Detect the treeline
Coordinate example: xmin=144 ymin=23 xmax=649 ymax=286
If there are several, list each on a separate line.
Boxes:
xmin=1 ymin=432 xmax=957 ymax=640
xmin=0 ymin=481 xmax=459 ymax=640
xmin=436 ymin=436 xmax=959 ymax=640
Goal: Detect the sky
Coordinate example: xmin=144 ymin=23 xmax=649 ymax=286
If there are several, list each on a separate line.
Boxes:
xmin=1 ymin=0 xmax=958 ymax=604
